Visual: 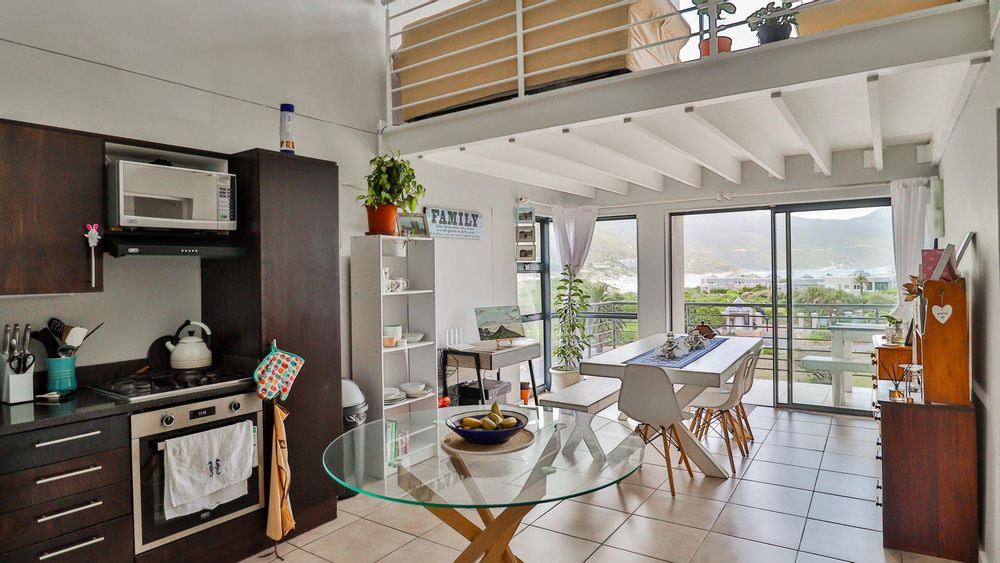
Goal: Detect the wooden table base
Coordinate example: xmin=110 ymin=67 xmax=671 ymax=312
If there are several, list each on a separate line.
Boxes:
xmin=426 ymin=504 xmax=532 ymax=563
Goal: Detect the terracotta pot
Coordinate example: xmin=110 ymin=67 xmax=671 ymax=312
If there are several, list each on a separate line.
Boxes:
xmin=699 ymin=36 xmax=733 ymax=56
xmin=366 ymin=204 xmax=399 ymax=235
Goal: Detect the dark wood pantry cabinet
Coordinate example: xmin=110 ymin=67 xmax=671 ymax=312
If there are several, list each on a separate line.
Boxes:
xmin=0 ymin=120 xmax=105 ymax=295
xmin=202 ymin=149 xmax=343 ymax=533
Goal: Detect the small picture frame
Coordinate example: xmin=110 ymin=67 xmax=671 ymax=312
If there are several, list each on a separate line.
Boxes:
xmin=515 ymin=245 xmax=536 ymax=262
xmin=515 ymin=225 xmax=535 ymax=243
xmin=515 ymin=207 xmax=535 ymax=224
xmin=397 ymin=213 xmax=429 ymax=237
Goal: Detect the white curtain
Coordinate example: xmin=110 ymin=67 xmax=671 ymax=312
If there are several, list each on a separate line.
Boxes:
xmin=552 ymin=206 xmax=599 ymax=272
xmin=890 ymin=177 xmax=933 ymax=319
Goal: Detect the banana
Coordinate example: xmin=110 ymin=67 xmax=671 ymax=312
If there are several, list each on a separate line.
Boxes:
xmin=480 ymin=417 xmax=498 ymax=430
xmin=461 ymin=417 xmax=482 ymax=429
xmin=501 ymin=417 xmax=518 ymax=429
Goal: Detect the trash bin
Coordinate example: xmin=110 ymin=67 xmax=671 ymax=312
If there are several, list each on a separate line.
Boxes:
xmin=339 ymin=379 xmax=368 ymax=500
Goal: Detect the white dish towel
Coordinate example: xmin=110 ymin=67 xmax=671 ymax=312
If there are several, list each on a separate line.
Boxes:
xmin=164 ymin=420 xmax=254 ymax=520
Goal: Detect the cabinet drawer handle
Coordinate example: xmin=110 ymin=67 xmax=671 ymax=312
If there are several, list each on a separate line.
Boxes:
xmin=38 ymin=536 xmax=104 ymax=560
xmin=35 ymin=465 xmax=102 ymax=485
xmin=36 ymin=500 xmax=104 ymax=523
xmin=35 ymin=430 xmax=102 ymax=448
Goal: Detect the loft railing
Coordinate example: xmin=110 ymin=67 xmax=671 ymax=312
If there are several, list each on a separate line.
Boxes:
xmin=381 ymin=0 xmax=837 ymax=125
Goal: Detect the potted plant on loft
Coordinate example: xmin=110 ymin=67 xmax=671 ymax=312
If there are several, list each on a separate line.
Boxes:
xmin=748 ymin=1 xmax=797 ymax=45
xmin=550 ymin=265 xmax=591 ymax=391
xmin=359 ymin=152 xmax=425 ymax=235
xmin=693 ymin=0 xmax=736 ymax=57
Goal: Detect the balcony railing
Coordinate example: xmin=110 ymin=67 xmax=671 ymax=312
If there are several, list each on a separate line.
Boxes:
xmin=381 ymin=0 xmax=953 ymax=125
xmin=584 ymin=300 xmax=638 ymax=355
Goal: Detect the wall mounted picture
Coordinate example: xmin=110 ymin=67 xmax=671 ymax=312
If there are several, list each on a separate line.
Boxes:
xmin=516 ymin=246 xmax=536 ymax=262
xmin=426 ymin=206 xmax=483 ymax=239
xmin=515 ymin=225 xmax=535 ymax=243
xmin=474 ymin=306 xmax=526 ymax=341
xmin=515 ymin=207 xmax=535 ymax=224
xmin=397 ymin=213 xmax=429 ymax=237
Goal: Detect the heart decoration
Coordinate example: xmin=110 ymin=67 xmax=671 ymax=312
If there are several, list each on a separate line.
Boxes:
xmin=932 ymin=304 xmax=953 ymax=324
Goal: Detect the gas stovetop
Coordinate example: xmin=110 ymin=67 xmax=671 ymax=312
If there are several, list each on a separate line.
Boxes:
xmin=90 ymin=368 xmax=252 ymax=402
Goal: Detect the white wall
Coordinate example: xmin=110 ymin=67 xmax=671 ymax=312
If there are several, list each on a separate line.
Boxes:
xmin=591 ymin=145 xmax=938 ymax=336
xmin=938 ymin=49 xmax=1000 ymax=563
xmin=0 ymin=0 xmax=382 ymax=373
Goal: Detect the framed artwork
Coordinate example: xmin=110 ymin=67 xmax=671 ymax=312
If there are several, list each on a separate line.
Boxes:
xmin=516 ymin=245 xmax=536 ymax=262
xmin=397 ymin=213 xmax=429 ymax=237
xmin=515 ymin=207 xmax=535 ymax=224
xmin=515 ymin=225 xmax=535 ymax=243
xmin=474 ymin=306 xmax=526 ymax=341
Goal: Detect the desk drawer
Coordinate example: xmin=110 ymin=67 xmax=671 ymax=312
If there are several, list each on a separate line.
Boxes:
xmin=0 ymin=515 xmax=132 ymax=563
xmin=0 ymin=415 xmax=128 ymax=475
xmin=0 ymin=447 xmax=130 ymax=513
xmin=0 ymin=481 xmax=131 ymax=552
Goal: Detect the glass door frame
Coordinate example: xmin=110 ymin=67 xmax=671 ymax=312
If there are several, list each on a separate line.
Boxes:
xmin=518 ymin=216 xmax=553 ymax=388
xmin=670 ymin=197 xmax=892 ymax=415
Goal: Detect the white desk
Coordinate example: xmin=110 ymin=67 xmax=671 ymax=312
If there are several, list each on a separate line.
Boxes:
xmin=580 ymin=335 xmax=763 ymax=478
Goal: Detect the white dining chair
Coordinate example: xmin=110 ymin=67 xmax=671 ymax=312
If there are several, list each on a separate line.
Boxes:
xmin=687 ymin=354 xmax=753 ymax=474
xmin=735 ymin=349 xmax=762 ymax=441
xmin=618 ymin=363 xmax=694 ymax=496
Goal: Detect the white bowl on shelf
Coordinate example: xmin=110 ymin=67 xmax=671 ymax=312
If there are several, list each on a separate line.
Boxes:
xmin=402 ymin=332 xmax=424 ymax=342
xmin=399 ymin=382 xmax=426 ymax=396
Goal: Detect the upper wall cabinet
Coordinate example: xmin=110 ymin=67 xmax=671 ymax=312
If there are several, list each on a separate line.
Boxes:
xmin=0 ymin=121 xmax=104 ymax=295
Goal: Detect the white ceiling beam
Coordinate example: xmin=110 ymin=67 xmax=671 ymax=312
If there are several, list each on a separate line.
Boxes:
xmin=518 ymin=132 xmax=665 ymax=191
xmin=865 ymin=75 xmax=885 ymax=171
xmin=771 ymin=91 xmax=833 ymax=176
xmin=466 ymin=140 xmax=630 ymax=194
xmin=385 ymin=3 xmax=989 ymax=154
xmin=571 ymin=125 xmax=702 ymax=188
xmin=421 ymin=150 xmax=596 ymax=198
xmin=626 ymin=116 xmax=742 ymax=184
xmin=684 ymin=107 xmax=785 ymax=180
xmin=931 ymin=56 xmax=990 ymax=165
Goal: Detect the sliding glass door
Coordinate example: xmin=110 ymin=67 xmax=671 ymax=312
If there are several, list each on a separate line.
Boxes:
xmin=673 ymin=199 xmax=894 ymax=413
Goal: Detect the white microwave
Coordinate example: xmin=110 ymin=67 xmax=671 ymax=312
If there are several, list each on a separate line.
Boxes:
xmin=107 ymin=160 xmax=236 ymax=231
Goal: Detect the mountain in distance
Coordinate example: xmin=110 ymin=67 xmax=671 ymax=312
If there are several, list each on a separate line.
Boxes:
xmin=683 ymin=208 xmax=894 ymax=273
xmin=480 ymin=324 xmax=524 ymax=340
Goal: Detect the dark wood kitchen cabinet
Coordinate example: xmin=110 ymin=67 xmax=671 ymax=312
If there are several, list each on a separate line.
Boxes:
xmin=0 ymin=120 xmax=104 ymax=295
xmin=202 ymin=149 xmax=342 ymax=538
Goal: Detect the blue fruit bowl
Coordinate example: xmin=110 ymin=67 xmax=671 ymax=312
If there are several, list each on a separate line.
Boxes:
xmin=445 ymin=410 xmax=528 ymax=445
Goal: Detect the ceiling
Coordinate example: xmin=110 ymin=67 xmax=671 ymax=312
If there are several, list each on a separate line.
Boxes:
xmin=416 ymin=58 xmax=986 ymax=198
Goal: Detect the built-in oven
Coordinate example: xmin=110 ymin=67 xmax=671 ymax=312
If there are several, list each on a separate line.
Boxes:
xmin=131 ymin=392 xmax=264 ymax=554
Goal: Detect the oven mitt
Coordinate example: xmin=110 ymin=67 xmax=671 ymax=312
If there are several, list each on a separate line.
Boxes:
xmin=254 ymin=341 xmax=304 ymax=401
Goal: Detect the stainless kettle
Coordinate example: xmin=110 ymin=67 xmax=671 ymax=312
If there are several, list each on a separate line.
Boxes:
xmin=165 ymin=320 xmax=213 ymax=370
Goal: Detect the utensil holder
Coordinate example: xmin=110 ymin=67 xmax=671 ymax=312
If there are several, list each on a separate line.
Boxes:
xmin=46 ymin=357 xmax=77 ymax=393
xmin=2 ymin=360 xmax=35 ymax=404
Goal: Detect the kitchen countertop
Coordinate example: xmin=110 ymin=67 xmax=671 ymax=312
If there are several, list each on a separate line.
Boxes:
xmin=0 ymin=381 xmax=256 ymax=437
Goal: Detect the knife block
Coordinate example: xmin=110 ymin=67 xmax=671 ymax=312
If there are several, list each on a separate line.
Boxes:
xmin=918 ymin=278 xmax=970 ymax=404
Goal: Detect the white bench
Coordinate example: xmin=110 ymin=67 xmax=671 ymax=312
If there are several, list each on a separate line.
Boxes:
xmin=538 ymin=377 xmax=622 ymax=414
xmin=801 ymin=355 xmax=875 ymax=407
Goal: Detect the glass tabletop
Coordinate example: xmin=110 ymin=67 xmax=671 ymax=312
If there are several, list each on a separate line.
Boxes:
xmin=323 ymin=405 xmax=645 ymax=509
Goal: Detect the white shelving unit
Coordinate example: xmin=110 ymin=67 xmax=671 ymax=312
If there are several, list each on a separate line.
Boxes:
xmin=350 ymin=235 xmax=439 ymax=476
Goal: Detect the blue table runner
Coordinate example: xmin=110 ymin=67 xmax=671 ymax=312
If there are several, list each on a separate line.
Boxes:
xmin=623 ymin=336 xmax=727 ymax=369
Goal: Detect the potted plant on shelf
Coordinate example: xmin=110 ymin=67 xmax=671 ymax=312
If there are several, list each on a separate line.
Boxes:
xmin=693 ymin=0 xmax=736 ymax=57
xmin=748 ymin=1 xmax=797 ymax=45
xmin=882 ymin=315 xmax=905 ymax=345
xmin=550 ymin=265 xmax=591 ymax=390
xmin=359 ymin=152 xmax=425 ymax=235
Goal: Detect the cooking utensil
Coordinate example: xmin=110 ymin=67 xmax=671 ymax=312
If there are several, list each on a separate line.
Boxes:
xmin=32 ymin=330 xmax=60 ymax=359
xmin=47 ymin=318 xmax=66 ymax=343
xmin=81 ymin=322 xmax=104 ymax=342
xmin=8 ymin=352 xmax=35 ymax=374
xmin=165 ymin=320 xmax=213 ymax=370
xmin=2 ymin=325 xmax=11 ymax=357
xmin=64 ymin=326 xmax=88 ymax=348
xmin=57 ymin=345 xmax=77 ymax=358
xmin=9 ymin=324 xmax=19 ymax=358
xmin=21 ymin=324 xmax=31 ymax=353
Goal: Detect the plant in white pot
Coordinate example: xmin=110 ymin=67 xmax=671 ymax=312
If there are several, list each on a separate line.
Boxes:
xmin=550 ymin=265 xmax=591 ymax=390
xmin=359 ymin=152 xmax=425 ymax=235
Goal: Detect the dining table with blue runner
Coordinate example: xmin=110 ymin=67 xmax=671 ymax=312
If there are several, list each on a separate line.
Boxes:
xmin=624 ymin=335 xmax=728 ymax=369
xmin=580 ymin=334 xmax=764 ymax=478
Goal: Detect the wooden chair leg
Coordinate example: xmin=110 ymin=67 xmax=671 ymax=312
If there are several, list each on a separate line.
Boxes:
xmin=719 ymin=412 xmax=737 ymax=474
xmin=697 ymin=409 xmax=712 ymax=440
xmin=739 ymin=403 xmax=755 ymax=442
xmin=728 ymin=411 xmax=749 ymax=457
xmin=671 ymin=424 xmax=694 ymax=477
xmin=661 ymin=427 xmax=676 ymax=496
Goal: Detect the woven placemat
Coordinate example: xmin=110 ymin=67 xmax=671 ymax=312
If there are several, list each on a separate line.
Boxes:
xmin=441 ymin=429 xmax=535 ymax=455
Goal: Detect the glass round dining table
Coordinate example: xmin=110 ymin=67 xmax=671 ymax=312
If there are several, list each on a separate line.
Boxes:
xmin=323 ymin=405 xmax=645 ymax=563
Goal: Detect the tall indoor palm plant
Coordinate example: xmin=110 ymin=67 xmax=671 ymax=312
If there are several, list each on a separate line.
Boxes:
xmin=550 ymin=265 xmax=590 ymax=390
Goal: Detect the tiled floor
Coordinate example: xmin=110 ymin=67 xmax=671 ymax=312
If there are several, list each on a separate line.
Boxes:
xmin=242 ymin=405 xmax=958 ymax=563
xmin=744 ymin=380 xmax=879 ymax=411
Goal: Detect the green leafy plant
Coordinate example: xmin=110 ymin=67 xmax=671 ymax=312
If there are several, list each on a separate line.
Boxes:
xmin=358 ymin=152 xmax=425 ymax=212
xmin=748 ymin=1 xmax=797 ymax=31
xmin=882 ymin=315 xmax=903 ymax=327
xmin=553 ymin=265 xmax=591 ymax=371
xmin=693 ymin=0 xmax=736 ymax=22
